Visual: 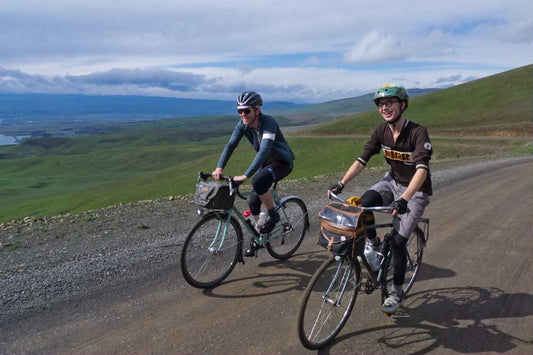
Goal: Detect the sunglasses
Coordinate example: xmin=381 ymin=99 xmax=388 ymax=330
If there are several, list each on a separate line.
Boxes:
xmin=237 ymin=108 xmax=252 ymax=114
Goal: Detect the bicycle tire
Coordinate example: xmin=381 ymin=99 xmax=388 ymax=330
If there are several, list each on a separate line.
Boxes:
xmin=297 ymin=254 xmax=361 ymax=350
xmin=181 ymin=212 xmax=243 ymax=288
xmin=265 ymin=197 xmax=308 ymax=260
xmin=381 ymin=227 xmax=424 ymax=302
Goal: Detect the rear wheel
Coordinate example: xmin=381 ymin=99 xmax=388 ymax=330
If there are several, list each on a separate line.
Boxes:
xmin=181 ymin=212 xmax=243 ymax=288
xmin=266 ymin=197 xmax=308 ymax=259
xmin=297 ymin=255 xmax=360 ymax=350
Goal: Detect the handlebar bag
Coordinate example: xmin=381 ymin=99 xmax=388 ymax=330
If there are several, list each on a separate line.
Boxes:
xmin=194 ymin=181 xmax=235 ymax=210
xmin=317 ymin=202 xmax=367 ymax=257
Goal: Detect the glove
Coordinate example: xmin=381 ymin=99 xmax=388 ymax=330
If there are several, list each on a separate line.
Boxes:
xmin=391 ymin=198 xmax=408 ymax=214
xmin=328 ymin=181 xmax=344 ymax=193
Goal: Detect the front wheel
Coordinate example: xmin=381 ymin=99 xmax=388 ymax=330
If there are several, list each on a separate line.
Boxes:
xmin=381 ymin=227 xmax=424 ymax=302
xmin=180 ymin=212 xmax=243 ymax=288
xmin=265 ymin=197 xmax=308 ymax=260
xmin=297 ymin=254 xmax=361 ymax=350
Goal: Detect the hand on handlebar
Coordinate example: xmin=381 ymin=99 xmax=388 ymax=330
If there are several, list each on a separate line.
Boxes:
xmin=212 ymin=168 xmax=224 ymax=180
xmin=232 ymin=175 xmax=248 ymax=182
xmin=391 ymin=198 xmax=408 ymax=216
xmin=328 ymin=181 xmax=344 ymax=194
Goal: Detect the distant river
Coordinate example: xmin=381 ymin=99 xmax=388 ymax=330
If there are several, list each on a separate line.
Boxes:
xmin=0 ymin=134 xmax=29 ymax=145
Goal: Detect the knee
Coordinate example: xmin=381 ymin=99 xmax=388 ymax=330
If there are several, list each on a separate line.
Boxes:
xmin=361 ymin=190 xmax=383 ymax=207
xmin=252 ymin=173 xmax=272 ymax=195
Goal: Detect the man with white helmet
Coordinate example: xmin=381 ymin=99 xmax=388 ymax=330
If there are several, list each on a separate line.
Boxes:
xmin=213 ymin=91 xmax=295 ymax=257
xmin=329 ymin=83 xmax=433 ymax=314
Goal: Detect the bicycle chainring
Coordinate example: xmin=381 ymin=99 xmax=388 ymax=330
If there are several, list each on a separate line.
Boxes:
xmin=365 ymin=278 xmax=375 ymax=294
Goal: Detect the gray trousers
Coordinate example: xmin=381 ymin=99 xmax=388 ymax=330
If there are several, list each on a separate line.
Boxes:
xmin=369 ymin=173 xmax=430 ymax=238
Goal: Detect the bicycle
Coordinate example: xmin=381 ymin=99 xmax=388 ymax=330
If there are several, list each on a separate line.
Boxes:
xmin=181 ymin=171 xmax=309 ymax=289
xmin=297 ymin=191 xmax=429 ymax=350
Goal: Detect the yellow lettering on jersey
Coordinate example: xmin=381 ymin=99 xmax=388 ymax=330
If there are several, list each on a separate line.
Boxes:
xmin=383 ymin=148 xmax=413 ymax=163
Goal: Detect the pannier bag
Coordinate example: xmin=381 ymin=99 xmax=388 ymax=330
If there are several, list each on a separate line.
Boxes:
xmin=194 ymin=181 xmax=235 ymax=210
xmin=317 ymin=201 xmax=367 ymax=257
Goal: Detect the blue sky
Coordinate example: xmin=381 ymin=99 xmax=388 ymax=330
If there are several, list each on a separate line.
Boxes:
xmin=0 ymin=0 xmax=531 ymax=103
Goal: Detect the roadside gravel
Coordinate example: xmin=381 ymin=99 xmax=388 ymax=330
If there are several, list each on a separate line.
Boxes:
xmin=1 ymin=155 xmax=530 ymax=322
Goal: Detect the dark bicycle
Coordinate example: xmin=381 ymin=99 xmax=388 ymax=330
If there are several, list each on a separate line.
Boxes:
xmin=297 ymin=191 xmax=429 ymax=350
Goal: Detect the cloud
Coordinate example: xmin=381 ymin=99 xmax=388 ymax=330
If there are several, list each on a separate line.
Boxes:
xmin=0 ymin=1 xmax=531 ymax=102
xmin=67 ymin=68 xmax=211 ymax=91
xmin=344 ymin=30 xmax=407 ymax=64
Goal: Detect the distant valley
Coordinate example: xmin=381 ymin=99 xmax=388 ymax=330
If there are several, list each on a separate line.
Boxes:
xmin=0 ymin=89 xmax=437 ymax=139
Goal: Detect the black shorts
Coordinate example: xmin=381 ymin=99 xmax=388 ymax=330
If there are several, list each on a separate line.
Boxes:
xmin=251 ymin=160 xmax=293 ymax=195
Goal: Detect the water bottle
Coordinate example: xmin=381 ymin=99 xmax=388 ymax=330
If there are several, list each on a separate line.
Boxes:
xmin=243 ymin=210 xmax=256 ymax=231
xmin=364 ymin=244 xmax=380 ymax=271
xmin=256 ymin=212 xmax=267 ymax=231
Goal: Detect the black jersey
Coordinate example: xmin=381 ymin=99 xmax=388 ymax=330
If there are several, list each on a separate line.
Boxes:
xmin=358 ymin=119 xmax=433 ymax=195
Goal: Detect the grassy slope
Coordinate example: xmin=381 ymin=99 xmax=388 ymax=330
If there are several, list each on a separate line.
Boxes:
xmin=0 ymin=65 xmax=532 ymax=222
xmin=300 ymin=65 xmax=533 ymax=137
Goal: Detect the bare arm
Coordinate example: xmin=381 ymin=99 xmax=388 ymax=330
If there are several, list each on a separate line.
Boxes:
xmin=340 ymin=160 xmax=366 ymax=186
xmin=401 ymin=168 xmax=427 ymax=201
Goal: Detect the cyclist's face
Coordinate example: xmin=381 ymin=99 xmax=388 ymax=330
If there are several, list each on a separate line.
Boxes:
xmin=239 ymin=107 xmax=259 ymax=127
xmin=377 ymin=98 xmax=405 ymax=123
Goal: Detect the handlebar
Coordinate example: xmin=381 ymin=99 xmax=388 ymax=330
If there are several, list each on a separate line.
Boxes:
xmin=328 ymin=190 xmax=398 ymax=214
xmin=197 ymin=171 xmax=246 ymax=200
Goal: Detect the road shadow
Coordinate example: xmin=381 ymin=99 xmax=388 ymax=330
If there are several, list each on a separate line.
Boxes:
xmin=202 ymin=250 xmax=328 ymax=298
xmin=325 ymin=286 xmax=533 ymax=354
xmin=203 ymin=249 xmax=456 ymax=298
xmin=202 ymin=250 xmax=456 ymax=299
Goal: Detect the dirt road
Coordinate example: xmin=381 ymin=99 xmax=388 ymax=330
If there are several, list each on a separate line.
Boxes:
xmin=2 ymin=158 xmax=532 ymax=354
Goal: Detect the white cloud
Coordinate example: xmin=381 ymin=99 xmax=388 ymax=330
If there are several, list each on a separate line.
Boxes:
xmin=344 ymin=30 xmax=407 ymax=64
xmin=0 ymin=0 xmax=531 ymax=102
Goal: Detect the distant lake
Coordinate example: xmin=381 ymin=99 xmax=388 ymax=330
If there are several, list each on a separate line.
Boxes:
xmin=0 ymin=134 xmax=28 ymax=145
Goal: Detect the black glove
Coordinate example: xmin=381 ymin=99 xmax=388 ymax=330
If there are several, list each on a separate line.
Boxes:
xmin=391 ymin=198 xmax=408 ymax=214
xmin=328 ymin=181 xmax=344 ymax=193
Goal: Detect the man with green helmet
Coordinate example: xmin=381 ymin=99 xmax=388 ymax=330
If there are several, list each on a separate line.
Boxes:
xmin=329 ymin=83 xmax=432 ymax=314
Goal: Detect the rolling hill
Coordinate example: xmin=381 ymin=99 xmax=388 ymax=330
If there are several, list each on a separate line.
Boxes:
xmin=0 ymin=65 xmax=531 ymax=222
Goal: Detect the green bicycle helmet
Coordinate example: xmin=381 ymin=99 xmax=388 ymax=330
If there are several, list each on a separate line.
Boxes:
xmin=373 ymin=83 xmax=409 ymax=109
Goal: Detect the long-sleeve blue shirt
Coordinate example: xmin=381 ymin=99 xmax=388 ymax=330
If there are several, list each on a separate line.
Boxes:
xmin=217 ymin=113 xmax=295 ymax=177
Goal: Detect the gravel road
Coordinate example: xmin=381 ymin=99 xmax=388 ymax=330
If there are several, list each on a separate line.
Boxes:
xmin=1 ymin=155 xmax=531 ymax=326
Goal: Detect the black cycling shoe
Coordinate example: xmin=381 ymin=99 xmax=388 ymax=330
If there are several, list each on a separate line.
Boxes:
xmin=244 ymin=240 xmax=258 ymax=257
xmin=260 ymin=211 xmax=280 ymax=234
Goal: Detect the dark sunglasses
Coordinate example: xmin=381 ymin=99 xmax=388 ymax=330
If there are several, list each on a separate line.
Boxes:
xmin=237 ymin=108 xmax=252 ymax=114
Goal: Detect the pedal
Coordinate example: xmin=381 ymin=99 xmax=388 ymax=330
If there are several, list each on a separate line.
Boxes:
xmin=282 ymin=223 xmax=291 ymax=232
xmin=364 ymin=278 xmax=375 ymax=294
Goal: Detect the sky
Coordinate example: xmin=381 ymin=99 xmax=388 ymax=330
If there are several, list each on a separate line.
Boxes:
xmin=0 ymin=0 xmax=531 ymax=103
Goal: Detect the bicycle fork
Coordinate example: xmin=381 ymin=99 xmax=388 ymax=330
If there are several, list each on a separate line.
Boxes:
xmin=324 ymin=256 xmax=355 ymax=307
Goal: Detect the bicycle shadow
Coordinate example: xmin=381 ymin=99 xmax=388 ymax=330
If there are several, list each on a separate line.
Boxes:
xmin=201 ymin=250 xmax=329 ymax=298
xmin=323 ymin=286 xmax=533 ymax=354
xmin=201 ymin=250 xmax=457 ymax=299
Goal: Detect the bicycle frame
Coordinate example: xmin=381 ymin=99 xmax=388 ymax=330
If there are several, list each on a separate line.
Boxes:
xmin=182 ymin=171 xmax=309 ymax=289
xmin=297 ymin=192 xmax=429 ymax=349
xmin=327 ymin=191 xmax=429 ymax=293
xmin=196 ymin=171 xmax=306 ymax=253
xmin=211 ymin=187 xmax=303 ymax=248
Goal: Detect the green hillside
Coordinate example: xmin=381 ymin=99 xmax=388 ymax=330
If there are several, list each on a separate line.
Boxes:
xmin=300 ymin=65 xmax=533 ymax=137
xmin=0 ymin=65 xmax=531 ymax=222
